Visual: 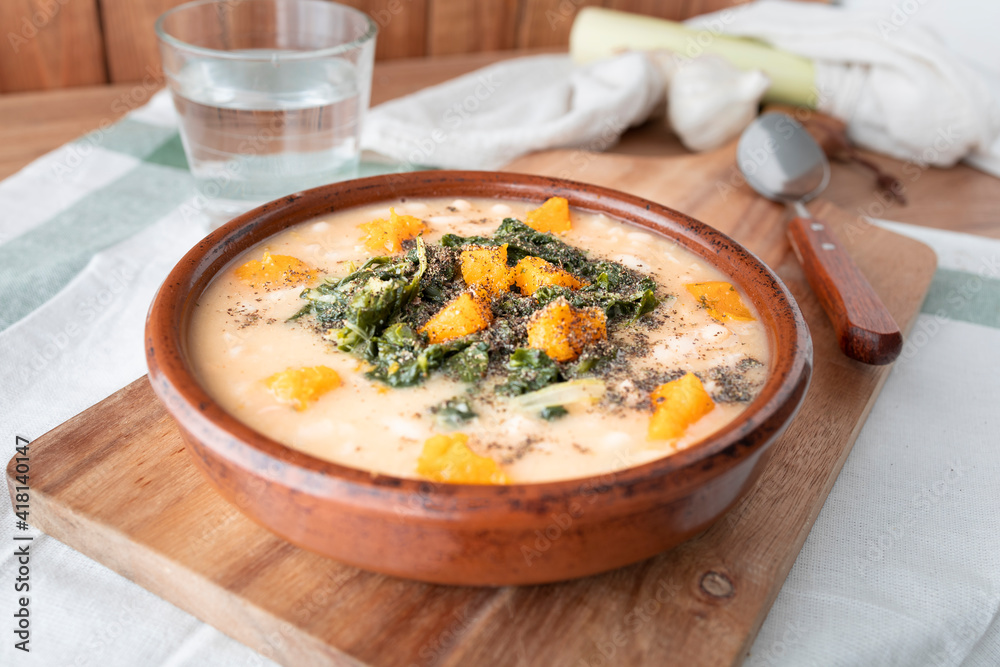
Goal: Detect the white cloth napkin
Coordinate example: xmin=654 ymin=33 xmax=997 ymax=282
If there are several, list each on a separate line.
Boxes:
xmin=363 ymin=1 xmax=1000 ymax=176
xmin=360 ymin=53 xmax=665 ymax=170
xmin=688 ymin=0 xmax=1000 ymax=172
xmin=1 ymin=91 xmax=999 ymax=666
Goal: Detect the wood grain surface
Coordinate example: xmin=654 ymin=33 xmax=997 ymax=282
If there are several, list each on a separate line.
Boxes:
xmin=0 ymin=0 xmax=832 ymax=91
xmin=786 ymin=213 xmax=903 ymax=365
xmin=6 ymin=144 xmax=936 ymax=666
xmin=0 ymin=0 xmax=107 ymax=92
xmin=2 ymin=49 xmax=995 ymax=238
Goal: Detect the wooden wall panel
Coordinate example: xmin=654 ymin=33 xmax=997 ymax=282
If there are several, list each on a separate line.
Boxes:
xmin=331 ymin=0 xmax=428 ymax=60
xmin=0 ymin=0 xmax=829 ymax=91
xmin=515 ymin=0 xmax=604 ymax=50
xmin=427 ymin=0 xmax=519 ymax=56
xmin=605 ymin=0 xmax=690 ymax=20
xmin=99 ymin=0 xmax=426 ymax=83
xmin=0 ymin=0 xmax=107 ymax=92
xmin=99 ymin=0 xmax=186 ymax=83
xmin=517 ymin=0 xmax=761 ymax=50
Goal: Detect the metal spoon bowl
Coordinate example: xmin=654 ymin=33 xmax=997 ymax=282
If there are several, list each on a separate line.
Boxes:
xmin=738 ymin=112 xmax=902 ymax=365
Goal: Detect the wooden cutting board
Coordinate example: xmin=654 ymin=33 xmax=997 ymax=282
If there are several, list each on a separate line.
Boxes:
xmin=6 ymin=145 xmax=936 ymax=667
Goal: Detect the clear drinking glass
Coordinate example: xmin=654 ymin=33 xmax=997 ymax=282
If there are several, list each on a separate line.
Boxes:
xmin=156 ymin=0 xmax=376 ymax=211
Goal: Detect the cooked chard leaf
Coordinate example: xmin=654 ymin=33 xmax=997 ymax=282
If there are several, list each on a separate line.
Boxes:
xmin=481 ymin=318 xmax=521 ymax=355
xmin=440 ymin=232 xmax=494 ymax=249
xmin=493 ymin=218 xmax=589 ymax=270
xmin=441 ymin=219 xmax=590 ymax=271
xmin=531 ymin=285 xmax=573 ymax=308
xmin=294 ymin=213 xmax=665 ymax=393
xmin=533 ymin=282 xmax=661 ymax=324
xmin=430 ymin=397 xmax=478 ymax=428
xmin=290 ymin=255 xmax=399 ymax=324
xmin=497 ymin=348 xmax=561 ymax=396
xmin=328 ymin=238 xmax=428 ymax=355
xmin=445 ymin=341 xmax=489 ymax=382
xmin=627 ymin=288 xmax=660 ymax=323
xmin=293 ymin=241 xmax=427 ymax=336
xmin=416 ymin=245 xmax=458 ymax=305
xmin=578 ymin=260 xmax=628 ymax=289
xmin=441 ymin=219 xmax=661 ymax=325
xmin=364 ymin=323 xmax=475 ymax=388
xmin=540 ymin=405 xmax=569 ymax=420
xmin=564 ymin=349 xmax=617 ymax=378
xmin=493 ymin=293 xmax=538 ymax=319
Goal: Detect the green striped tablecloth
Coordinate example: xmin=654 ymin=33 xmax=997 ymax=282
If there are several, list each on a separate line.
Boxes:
xmin=1 ymin=91 xmax=998 ymax=667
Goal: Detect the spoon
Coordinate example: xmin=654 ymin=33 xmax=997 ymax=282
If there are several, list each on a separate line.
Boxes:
xmin=738 ymin=112 xmax=903 ymax=365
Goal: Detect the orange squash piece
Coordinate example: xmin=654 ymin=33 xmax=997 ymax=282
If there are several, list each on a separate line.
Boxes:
xmin=685 ymin=281 xmax=755 ymax=323
xmin=524 ymin=196 xmax=571 ymax=233
xmin=416 ymin=432 xmax=508 ymax=484
xmin=512 ymin=256 xmax=587 ymax=296
xmin=419 ymin=292 xmax=493 ymax=344
xmin=460 ymin=244 xmax=513 ymax=298
xmin=647 ymin=372 xmax=715 ymax=441
xmin=358 ymin=207 xmax=427 ymax=253
xmin=526 ymin=297 xmax=606 ymax=362
xmin=235 ymin=251 xmax=317 ymax=289
xmin=264 ymin=365 xmax=341 ymax=411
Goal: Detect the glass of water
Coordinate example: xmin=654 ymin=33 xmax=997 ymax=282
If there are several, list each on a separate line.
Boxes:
xmin=156 ymin=0 xmax=376 ymax=214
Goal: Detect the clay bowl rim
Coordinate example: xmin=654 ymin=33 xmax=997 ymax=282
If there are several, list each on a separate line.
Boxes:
xmin=145 ymin=170 xmax=812 ymax=513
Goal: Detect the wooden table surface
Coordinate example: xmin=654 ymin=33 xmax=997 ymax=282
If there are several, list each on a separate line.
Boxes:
xmin=2 ymin=49 xmax=997 ymax=238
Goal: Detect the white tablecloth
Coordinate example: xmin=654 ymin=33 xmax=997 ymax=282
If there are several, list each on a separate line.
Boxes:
xmin=1 ymin=92 xmax=998 ymax=666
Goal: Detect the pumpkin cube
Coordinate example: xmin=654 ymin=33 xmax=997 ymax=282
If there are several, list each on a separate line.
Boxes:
xmin=512 ymin=256 xmax=587 ymax=295
xmin=526 ymin=297 xmax=607 ymax=362
xmin=648 ymin=372 xmax=715 ymax=441
xmin=524 ymin=196 xmax=571 ymax=233
xmin=417 ymin=432 xmax=508 ymax=484
xmin=235 ymin=251 xmax=317 ymax=289
xmin=685 ymin=281 xmax=755 ymax=322
xmin=264 ymin=365 xmax=341 ymax=411
xmin=419 ymin=292 xmax=493 ymax=344
xmin=460 ymin=244 xmax=513 ymax=297
xmin=358 ymin=207 xmax=427 ymax=253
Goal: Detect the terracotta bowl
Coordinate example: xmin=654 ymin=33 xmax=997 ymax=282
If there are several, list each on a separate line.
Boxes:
xmin=145 ymin=171 xmax=812 ymax=586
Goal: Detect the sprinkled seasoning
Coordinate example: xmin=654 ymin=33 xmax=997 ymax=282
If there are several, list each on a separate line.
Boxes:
xmin=188 ymin=197 xmax=770 ymax=483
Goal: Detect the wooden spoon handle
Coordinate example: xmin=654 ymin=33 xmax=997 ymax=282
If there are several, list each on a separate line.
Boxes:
xmin=787 ymin=215 xmax=903 ymax=365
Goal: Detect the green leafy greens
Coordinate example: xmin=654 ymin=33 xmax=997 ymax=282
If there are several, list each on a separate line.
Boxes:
xmin=497 ymin=348 xmax=562 ymax=396
xmin=292 ymin=216 xmax=666 ymax=404
xmin=444 ymin=219 xmax=660 ymax=322
xmin=430 ymin=397 xmax=478 ymax=428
